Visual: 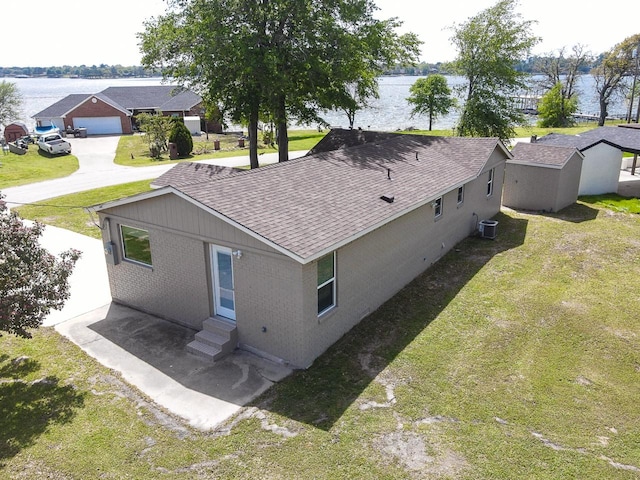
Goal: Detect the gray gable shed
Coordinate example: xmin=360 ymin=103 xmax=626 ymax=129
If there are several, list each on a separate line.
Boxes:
xmin=535 ymin=126 xmax=640 ymax=195
xmin=503 ymin=143 xmax=583 ymax=213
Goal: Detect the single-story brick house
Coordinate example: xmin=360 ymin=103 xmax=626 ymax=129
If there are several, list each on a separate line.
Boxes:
xmin=32 ymin=86 xmax=211 ymax=136
xmin=503 ymin=142 xmax=584 ymax=212
xmin=534 ymin=126 xmax=640 ymax=195
xmin=89 ymin=132 xmax=510 ymax=368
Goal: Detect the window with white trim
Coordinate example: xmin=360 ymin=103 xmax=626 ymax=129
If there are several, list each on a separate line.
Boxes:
xmin=120 ymin=225 xmax=152 ymax=266
xmin=317 ymin=252 xmax=335 ymax=315
xmin=487 ymin=168 xmax=495 ymax=197
xmin=457 ymin=186 xmax=464 ymax=205
xmin=434 ymin=197 xmax=443 ymax=218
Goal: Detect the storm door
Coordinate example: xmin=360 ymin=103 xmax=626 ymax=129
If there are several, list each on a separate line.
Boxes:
xmin=210 ymin=245 xmax=236 ymax=321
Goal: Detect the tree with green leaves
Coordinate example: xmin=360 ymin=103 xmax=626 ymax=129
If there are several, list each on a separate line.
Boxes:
xmin=135 ymin=113 xmax=174 ymax=159
xmin=449 ymin=0 xmax=539 ymax=142
xmin=0 ymin=81 xmax=22 ymax=129
xmin=0 ymin=194 xmax=80 ymax=338
xmin=592 ymin=34 xmax=640 ymax=126
xmin=407 ymin=75 xmax=456 ymax=131
xmin=537 ymin=82 xmax=578 ymax=127
xmin=139 ymin=0 xmax=420 ymax=168
xmin=535 ymin=45 xmax=590 ymax=127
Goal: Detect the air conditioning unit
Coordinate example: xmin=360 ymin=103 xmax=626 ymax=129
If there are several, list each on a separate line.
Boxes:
xmin=478 ymin=220 xmax=498 ymax=239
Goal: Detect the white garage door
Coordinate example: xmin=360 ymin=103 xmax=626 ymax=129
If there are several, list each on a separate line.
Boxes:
xmin=73 ymin=117 xmax=123 ymax=135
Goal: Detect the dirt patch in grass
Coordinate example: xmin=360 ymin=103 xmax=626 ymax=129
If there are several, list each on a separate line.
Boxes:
xmin=376 ymin=430 xmax=467 ymax=477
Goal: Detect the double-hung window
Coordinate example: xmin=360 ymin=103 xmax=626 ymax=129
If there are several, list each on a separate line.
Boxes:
xmin=317 ymin=252 xmax=335 ymax=315
xmin=487 ymin=168 xmax=495 ymax=197
xmin=457 ymin=186 xmax=464 ymax=205
xmin=434 ymin=197 xmax=443 ymax=219
xmin=120 ymin=225 xmax=152 ymax=266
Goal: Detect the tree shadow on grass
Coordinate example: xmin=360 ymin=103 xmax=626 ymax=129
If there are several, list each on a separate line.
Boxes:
xmin=547 ymin=202 xmax=600 ymax=223
xmin=254 ymin=211 xmax=529 ymax=430
xmin=506 ymin=202 xmax=600 ymax=224
xmin=0 ymin=354 xmax=85 ymax=465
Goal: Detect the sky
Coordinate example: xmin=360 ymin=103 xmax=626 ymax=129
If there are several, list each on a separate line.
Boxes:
xmin=2 ymin=0 xmax=638 ymax=68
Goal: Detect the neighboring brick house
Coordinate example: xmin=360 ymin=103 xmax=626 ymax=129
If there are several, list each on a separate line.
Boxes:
xmin=89 ymin=131 xmax=510 ymax=368
xmin=32 ymin=85 xmax=218 ymax=135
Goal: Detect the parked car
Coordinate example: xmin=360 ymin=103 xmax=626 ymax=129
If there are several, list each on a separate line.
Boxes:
xmin=37 ymin=133 xmax=72 ymax=155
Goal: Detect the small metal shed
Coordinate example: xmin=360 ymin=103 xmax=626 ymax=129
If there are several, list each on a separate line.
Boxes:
xmin=3 ymin=121 xmax=29 ymax=143
xmin=183 ymin=116 xmax=201 ymax=135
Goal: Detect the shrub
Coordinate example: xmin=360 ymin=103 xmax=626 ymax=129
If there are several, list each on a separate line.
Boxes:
xmin=169 ymin=120 xmax=193 ymax=157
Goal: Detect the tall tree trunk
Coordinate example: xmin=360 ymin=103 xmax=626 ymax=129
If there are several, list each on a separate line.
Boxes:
xmin=598 ymin=97 xmax=608 ymax=126
xmin=275 ymin=95 xmax=289 ymax=162
xmin=277 ymin=120 xmax=289 ymax=162
xmin=347 ymin=109 xmax=355 ymax=129
xmin=248 ymin=107 xmax=259 ymax=169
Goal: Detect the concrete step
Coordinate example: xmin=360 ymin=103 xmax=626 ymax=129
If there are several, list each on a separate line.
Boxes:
xmin=186 ymin=340 xmax=224 ymax=361
xmin=203 ymin=317 xmax=237 ymax=343
xmin=187 ymin=317 xmax=238 ymax=362
xmin=194 ymin=329 xmax=228 ymax=349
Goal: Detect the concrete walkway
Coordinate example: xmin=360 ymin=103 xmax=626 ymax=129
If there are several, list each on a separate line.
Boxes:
xmin=31 ymin=212 xmax=292 ymax=431
xmin=56 ymin=303 xmax=292 ymax=431
xmin=618 ymin=167 xmax=640 ymax=197
xmin=2 ymin=135 xmax=307 ymax=206
xmin=4 ymin=136 xmax=299 ymax=430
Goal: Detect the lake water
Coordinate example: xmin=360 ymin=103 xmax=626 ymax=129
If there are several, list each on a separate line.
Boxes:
xmin=8 ymin=75 xmax=630 ymax=132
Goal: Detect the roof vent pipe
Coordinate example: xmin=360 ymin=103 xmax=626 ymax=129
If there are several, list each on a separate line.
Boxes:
xmin=387 ymin=168 xmax=392 ymax=180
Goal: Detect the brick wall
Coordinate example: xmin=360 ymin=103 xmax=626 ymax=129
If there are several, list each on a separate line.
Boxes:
xmin=67 ymin=97 xmax=131 ymax=134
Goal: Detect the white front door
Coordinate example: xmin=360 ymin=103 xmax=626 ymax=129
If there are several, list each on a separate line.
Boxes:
xmin=210 ymin=245 xmax=236 ymax=321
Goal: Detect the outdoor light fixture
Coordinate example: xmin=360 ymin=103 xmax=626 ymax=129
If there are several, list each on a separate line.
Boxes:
xmin=232 ymin=249 xmax=243 ymax=259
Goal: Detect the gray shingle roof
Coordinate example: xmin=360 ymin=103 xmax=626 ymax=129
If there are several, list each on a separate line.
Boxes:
xmin=98 ymin=86 xmax=201 ymax=111
xmin=536 ymin=126 xmax=640 ymax=154
xmin=171 ymin=134 xmax=509 ymax=261
xmin=32 ymin=94 xmax=92 ymax=118
xmin=534 ymin=132 xmax=602 ymax=151
xmin=510 ymin=142 xmax=581 ymax=168
xmin=307 ymin=128 xmax=402 ymax=155
xmin=579 ymin=126 xmax=640 ymax=154
xmin=618 ymin=123 xmax=640 ymax=130
xmin=32 ymin=86 xmax=202 ymax=119
xmin=151 ymin=162 xmax=240 ymax=188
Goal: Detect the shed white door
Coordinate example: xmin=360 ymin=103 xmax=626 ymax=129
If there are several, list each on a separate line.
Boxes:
xmin=73 ymin=116 xmax=123 ymax=135
xmin=210 ymin=245 xmax=236 ymax=321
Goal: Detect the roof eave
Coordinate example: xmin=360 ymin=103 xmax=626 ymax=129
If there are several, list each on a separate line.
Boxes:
xmin=88 ymin=187 xmax=309 ymax=265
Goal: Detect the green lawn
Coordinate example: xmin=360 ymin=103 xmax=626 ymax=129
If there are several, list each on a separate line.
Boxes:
xmin=2 ymin=200 xmax=639 ymax=479
xmin=14 ymin=181 xmax=153 ymax=238
xmin=580 ymin=193 xmax=640 ymax=214
xmin=404 ymin=122 xmax=613 ymax=139
xmin=115 ymin=129 xmax=327 ymax=166
xmin=0 ymin=146 xmax=78 ymax=189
